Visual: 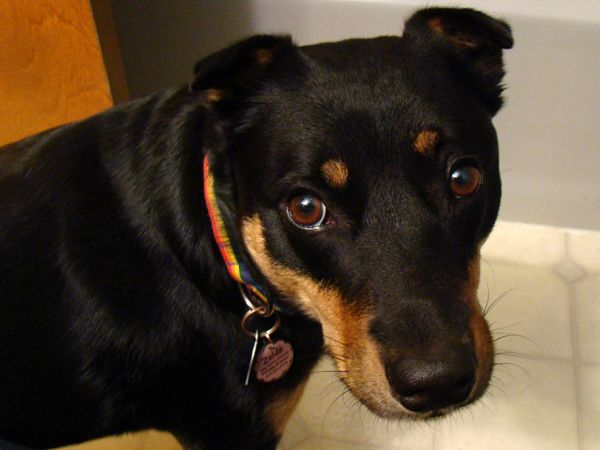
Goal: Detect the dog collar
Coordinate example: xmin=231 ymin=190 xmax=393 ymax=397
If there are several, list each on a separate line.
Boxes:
xmin=204 ymin=155 xmax=275 ymax=316
xmin=204 ymin=155 xmax=294 ymax=385
xmin=203 ymin=155 xmax=272 ymax=311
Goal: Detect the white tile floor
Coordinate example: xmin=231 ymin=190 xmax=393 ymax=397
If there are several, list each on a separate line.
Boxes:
xmin=279 ymin=221 xmax=600 ymax=450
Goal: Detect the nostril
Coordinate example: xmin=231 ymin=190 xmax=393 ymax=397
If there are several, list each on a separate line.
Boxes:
xmin=386 ymin=354 xmax=476 ymax=413
xmin=454 ymin=374 xmax=475 ymax=391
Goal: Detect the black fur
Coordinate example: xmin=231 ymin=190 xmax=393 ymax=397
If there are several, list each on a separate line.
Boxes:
xmin=0 ymin=8 xmax=511 ymax=450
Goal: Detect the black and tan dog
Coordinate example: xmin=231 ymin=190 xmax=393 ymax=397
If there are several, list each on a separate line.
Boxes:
xmin=0 ymin=7 xmax=513 ymax=450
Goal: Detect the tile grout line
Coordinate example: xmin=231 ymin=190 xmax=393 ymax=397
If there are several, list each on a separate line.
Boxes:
xmin=565 ymin=233 xmax=585 ymax=450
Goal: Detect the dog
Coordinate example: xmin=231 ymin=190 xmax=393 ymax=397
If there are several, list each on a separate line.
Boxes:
xmin=0 ymin=7 xmax=512 ymax=450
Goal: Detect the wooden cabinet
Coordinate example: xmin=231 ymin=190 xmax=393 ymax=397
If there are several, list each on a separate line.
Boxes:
xmin=55 ymin=430 xmax=182 ymax=450
xmin=0 ymin=0 xmax=114 ymax=146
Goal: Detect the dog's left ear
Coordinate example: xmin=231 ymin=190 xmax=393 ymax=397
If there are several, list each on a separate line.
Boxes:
xmin=190 ymin=35 xmax=301 ymax=121
xmin=192 ymin=36 xmax=304 ymax=239
xmin=404 ymin=8 xmax=513 ymax=115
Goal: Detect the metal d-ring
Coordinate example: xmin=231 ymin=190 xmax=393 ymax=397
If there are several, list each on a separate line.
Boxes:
xmin=238 ymin=284 xmax=274 ymax=318
xmin=240 ymin=307 xmax=281 ymax=341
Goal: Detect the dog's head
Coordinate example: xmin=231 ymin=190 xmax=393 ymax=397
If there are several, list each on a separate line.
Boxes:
xmin=193 ymin=8 xmax=512 ymax=418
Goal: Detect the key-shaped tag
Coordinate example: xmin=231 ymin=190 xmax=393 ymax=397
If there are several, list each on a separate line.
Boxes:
xmin=244 ymin=330 xmax=260 ymax=387
xmin=254 ymin=340 xmax=294 ymax=383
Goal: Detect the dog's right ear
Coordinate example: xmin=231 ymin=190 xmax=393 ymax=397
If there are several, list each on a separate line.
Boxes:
xmin=404 ymin=8 xmax=513 ymax=115
xmin=190 ymin=35 xmax=301 ymax=121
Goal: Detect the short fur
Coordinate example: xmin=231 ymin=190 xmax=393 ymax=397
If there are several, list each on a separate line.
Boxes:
xmin=0 ymin=8 xmax=512 ymax=450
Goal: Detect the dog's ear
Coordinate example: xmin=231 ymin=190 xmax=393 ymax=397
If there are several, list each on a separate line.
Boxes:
xmin=194 ymin=37 xmax=303 ymax=286
xmin=190 ymin=34 xmax=301 ymax=119
xmin=193 ymin=36 xmax=304 ymax=237
xmin=404 ymin=8 xmax=513 ymax=115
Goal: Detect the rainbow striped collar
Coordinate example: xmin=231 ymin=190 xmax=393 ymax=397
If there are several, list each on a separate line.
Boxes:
xmin=203 ymin=155 xmax=272 ymax=312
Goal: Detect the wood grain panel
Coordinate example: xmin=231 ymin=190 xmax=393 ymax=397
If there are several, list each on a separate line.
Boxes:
xmin=54 ymin=430 xmax=183 ymax=450
xmin=0 ymin=0 xmax=113 ymax=146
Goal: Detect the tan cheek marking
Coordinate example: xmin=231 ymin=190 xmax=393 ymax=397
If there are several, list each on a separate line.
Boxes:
xmin=266 ymin=381 xmax=308 ymax=436
xmin=336 ymin=312 xmax=408 ymax=418
xmin=414 ymin=130 xmax=440 ymax=156
xmin=466 ymin=253 xmax=482 ymax=306
xmin=241 ymin=215 xmax=408 ymax=417
xmin=321 ymin=159 xmax=349 ymax=189
xmin=241 ymin=214 xmax=335 ymax=323
xmin=464 ymin=251 xmax=494 ymax=399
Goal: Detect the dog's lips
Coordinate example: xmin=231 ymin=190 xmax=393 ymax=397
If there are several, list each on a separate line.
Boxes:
xmin=323 ymin=332 xmax=427 ymax=419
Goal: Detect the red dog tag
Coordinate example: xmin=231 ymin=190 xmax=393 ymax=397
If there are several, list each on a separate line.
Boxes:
xmin=254 ymin=340 xmax=294 ymax=382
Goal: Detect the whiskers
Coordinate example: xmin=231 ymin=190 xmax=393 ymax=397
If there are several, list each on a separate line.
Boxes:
xmin=478 ymin=277 xmax=538 ymax=405
xmin=493 ymin=331 xmax=539 ymax=349
xmin=488 ymin=322 xmax=536 ymax=401
xmin=322 ymin=334 xmax=348 ymax=348
xmin=311 ymin=334 xmax=372 ymax=437
xmin=320 ymin=334 xmax=351 ymax=368
xmin=318 ymin=372 xmax=375 ymax=442
xmin=482 ymin=287 xmax=515 ymax=317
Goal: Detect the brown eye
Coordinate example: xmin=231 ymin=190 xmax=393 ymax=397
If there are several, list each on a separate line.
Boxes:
xmin=449 ymin=164 xmax=482 ymax=197
xmin=286 ymin=194 xmax=327 ymax=229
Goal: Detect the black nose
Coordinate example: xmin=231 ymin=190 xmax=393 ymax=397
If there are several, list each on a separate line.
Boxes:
xmin=386 ymin=347 xmax=476 ymax=412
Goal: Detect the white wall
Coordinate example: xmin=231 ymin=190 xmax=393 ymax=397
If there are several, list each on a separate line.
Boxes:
xmin=331 ymin=0 xmax=600 ymax=23
xmin=111 ymin=0 xmax=600 ymax=230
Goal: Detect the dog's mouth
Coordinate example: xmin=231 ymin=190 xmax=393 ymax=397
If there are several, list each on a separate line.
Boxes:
xmin=323 ymin=309 xmax=494 ymax=420
xmin=327 ymin=331 xmax=494 ymax=420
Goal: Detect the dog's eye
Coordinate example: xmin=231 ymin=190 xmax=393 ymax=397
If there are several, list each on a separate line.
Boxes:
xmin=449 ymin=164 xmax=482 ymax=197
xmin=286 ymin=194 xmax=327 ymax=230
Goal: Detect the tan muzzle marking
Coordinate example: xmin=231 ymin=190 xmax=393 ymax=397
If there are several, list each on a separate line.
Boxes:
xmin=465 ymin=252 xmax=494 ymax=401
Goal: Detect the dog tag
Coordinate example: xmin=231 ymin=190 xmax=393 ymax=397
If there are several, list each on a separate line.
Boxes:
xmin=254 ymin=340 xmax=294 ymax=382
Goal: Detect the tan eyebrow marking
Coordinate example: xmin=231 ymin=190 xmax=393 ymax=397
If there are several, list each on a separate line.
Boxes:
xmin=414 ymin=130 xmax=440 ymax=156
xmin=321 ymin=159 xmax=349 ymax=189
